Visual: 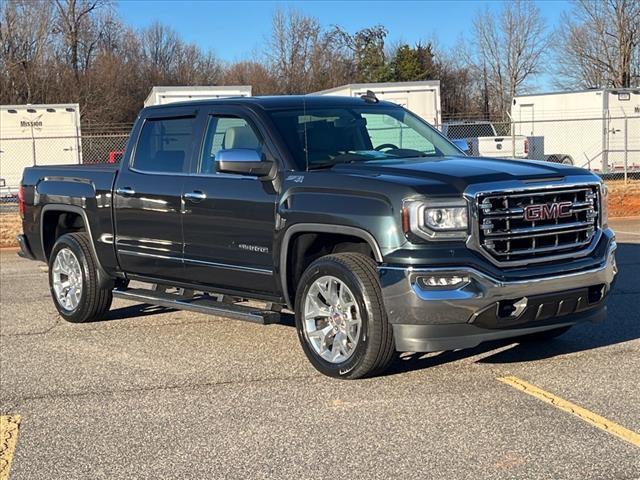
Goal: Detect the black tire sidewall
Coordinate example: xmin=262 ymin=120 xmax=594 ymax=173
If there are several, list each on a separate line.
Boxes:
xmin=295 ymin=257 xmax=376 ymax=378
xmin=48 ymin=235 xmax=93 ymax=322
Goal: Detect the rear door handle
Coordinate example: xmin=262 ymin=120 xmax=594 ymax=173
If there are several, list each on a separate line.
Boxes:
xmin=116 ymin=186 xmax=135 ymax=196
xmin=183 ymin=190 xmax=207 ymax=202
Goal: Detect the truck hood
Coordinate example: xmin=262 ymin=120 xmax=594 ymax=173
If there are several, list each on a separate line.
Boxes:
xmin=330 ymin=156 xmax=594 ymax=193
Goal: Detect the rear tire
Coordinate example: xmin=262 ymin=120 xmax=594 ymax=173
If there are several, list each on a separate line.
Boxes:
xmin=518 ymin=325 xmax=572 ymax=342
xmin=295 ymin=253 xmax=395 ymax=379
xmin=48 ymin=232 xmax=113 ymax=323
xmin=561 ymin=156 xmax=573 ymax=165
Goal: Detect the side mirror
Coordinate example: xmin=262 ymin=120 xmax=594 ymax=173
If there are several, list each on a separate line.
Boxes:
xmin=452 ymin=139 xmax=470 ymax=154
xmin=216 ymin=149 xmax=273 ymax=177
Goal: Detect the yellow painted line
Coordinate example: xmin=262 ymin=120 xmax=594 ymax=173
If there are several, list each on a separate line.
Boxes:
xmin=0 ymin=415 xmax=21 ymax=480
xmin=498 ymin=376 xmax=640 ymax=449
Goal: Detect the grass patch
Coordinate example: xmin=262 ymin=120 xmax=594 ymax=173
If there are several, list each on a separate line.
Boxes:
xmin=0 ymin=212 xmax=22 ymax=248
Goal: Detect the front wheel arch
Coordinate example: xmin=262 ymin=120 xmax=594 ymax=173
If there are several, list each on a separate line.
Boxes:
xmin=279 ymin=223 xmax=384 ymax=309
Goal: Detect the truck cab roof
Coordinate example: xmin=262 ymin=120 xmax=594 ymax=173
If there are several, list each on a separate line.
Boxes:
xmin=142 ymin=95 xmax=398 ymax=112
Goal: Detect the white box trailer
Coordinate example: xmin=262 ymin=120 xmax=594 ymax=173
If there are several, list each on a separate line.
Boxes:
xmin=313 ymin=81 xmax=442 ymax=126
xmin=144 ymin=85 xmax=252 ymax=107
xmin=0 ymin=103 xmax=81 ymax=192
xmin=512 ymin=89 xmax=640 ymax=172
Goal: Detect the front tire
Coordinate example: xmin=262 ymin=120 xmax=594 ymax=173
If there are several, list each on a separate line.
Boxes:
xmin=48 ymin=232 xmax=113 ymax=323
xmin=295 ymin=253 xmax=395 ymax=379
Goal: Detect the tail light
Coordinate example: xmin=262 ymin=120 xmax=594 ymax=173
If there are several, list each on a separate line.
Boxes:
xmin=524 ymin=138 xmax=529 ymax=155
xmin=18 ymin=185 xmax=25 ymax=219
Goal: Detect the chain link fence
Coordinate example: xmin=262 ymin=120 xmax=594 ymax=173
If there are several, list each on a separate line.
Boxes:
xmin=1 ymin=115 xmax=638 ymax=212
xmin=437 ymin=114 xmax=640 ymax=182
xmin=1 ymin=128 xmax=130 ymax=210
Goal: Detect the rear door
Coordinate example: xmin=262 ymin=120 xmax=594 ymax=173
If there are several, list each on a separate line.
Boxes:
xmin=113 ymin=107 xmax=201 ymax=280
xmin=180 ymin=106 xmax=279 ymax=294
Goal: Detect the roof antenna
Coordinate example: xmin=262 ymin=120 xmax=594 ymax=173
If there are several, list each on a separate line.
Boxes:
xmin=361 ymin=90 xmax=379 ymax=103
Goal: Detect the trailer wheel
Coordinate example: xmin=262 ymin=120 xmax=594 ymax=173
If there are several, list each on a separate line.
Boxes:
xmin=295 ymin=253 xmax=395 ymax=379
xmin=48 ymin=232 xmax=113 ymax=323
xmin=561 ymin=156 xmax=573 ymax=165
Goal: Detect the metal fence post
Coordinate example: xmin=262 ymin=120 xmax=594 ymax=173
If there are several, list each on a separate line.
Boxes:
xmin=624 ymin=116 xmax=628 ymax=184
xmin=30 ymin=124 xmax=36 ymax=166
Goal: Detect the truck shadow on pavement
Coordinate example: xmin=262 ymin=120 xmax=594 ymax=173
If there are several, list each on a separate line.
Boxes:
xmin=103 ymin=303 xmax=176 ymax=321
xmin=384 ymin=241 xmax=640 ymax=376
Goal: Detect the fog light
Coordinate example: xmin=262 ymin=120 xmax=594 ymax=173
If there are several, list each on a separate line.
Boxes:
xmin=418 ymin=275 xmax=470 ymax=289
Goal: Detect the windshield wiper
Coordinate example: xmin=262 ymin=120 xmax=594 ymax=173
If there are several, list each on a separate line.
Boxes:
xmin=306 ymin=153 xmax=380 ymax=170
xmin=307 ymin=159 xmax=362 ymax=170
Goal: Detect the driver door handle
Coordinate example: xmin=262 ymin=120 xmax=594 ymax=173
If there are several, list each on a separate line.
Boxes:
xmin=184 ymin=190 xmax=207 ymax=202
xmin=116 ymin=186 xmax=135 ymax=196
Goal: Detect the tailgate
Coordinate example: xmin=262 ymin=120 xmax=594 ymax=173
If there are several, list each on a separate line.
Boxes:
xmin=475 ymin=136 xmax=526 ymax=158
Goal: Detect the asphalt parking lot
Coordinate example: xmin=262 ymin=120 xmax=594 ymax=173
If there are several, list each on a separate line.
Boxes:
xmin=1 ymin=218 xmax=639 ymax=480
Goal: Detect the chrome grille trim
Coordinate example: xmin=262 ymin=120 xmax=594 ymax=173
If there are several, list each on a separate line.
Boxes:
xmin=466 ymin=181 xmax=602 ymax=267
xmin=483 ymin=220 xmax=594 ymax=237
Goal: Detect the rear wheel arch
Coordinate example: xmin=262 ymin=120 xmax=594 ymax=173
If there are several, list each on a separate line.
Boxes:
xmin=40 ymin=205 xmax=113 ymax=288
xmin=42 ymin=208 xmax=85 ymax=260
xmin=280 ymin=223 xmax=383 ymax=309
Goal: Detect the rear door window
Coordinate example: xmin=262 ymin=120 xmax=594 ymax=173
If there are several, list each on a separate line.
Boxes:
xmin=133 ymin=117 xmax=195 ymax=173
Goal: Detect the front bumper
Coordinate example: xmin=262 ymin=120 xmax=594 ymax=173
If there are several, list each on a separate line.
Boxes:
xmin=379 ymin=240 xmax=617 ymax=352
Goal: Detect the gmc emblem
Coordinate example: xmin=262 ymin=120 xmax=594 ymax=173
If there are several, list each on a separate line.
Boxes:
xmin=523 ymin=201 xmax=573 ymax=221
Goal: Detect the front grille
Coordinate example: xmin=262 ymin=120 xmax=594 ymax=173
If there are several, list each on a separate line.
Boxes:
xmin=477 ymin=185 xmax=599 ymax=264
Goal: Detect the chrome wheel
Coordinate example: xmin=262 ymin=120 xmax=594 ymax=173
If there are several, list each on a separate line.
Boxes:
xmin=303 ymin=275 xmax=362 ymax=364
xmin=52 ymin=248 xmax=83 ymax=311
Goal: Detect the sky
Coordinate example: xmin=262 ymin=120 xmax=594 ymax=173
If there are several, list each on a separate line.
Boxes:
xmin=117 ymin=0 xmax=573 ymax=90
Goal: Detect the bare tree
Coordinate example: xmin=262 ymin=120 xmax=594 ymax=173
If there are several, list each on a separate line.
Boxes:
xmin=139 ymin=22 xmax=181 ymax=77
xmin=52 ymin=0 xmax=112 ymax=82
xmin=555 ymin=0 xmax=640 ymax=88
xmin=472 ymin=0 xmax=549 ymax=117
xmin=223 ymin=61 xmax=279 ymax=95
xmin=0 ymin=0 xmax=53 ymax=103
xmin=266 ymin=8 xmax=324 ymax=93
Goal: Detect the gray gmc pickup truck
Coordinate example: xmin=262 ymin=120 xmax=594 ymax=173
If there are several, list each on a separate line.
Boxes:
xmin=18 ymin=95 xmax=617 ymax=379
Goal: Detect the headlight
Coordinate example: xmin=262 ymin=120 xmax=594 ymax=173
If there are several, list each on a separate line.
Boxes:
xmin=600 ymin=182 xmax=608 ymax=228
xmin=403 ymin=199 xmax=469 ymax=240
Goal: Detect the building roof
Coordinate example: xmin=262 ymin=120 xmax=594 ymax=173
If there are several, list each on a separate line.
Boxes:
xmin=514 ymin=87 xmax=640 ymax=98
xmin=313 ymin=80 xmax=440 ymax=95
xmin=144 ymin=85 xmax=252 ymax=106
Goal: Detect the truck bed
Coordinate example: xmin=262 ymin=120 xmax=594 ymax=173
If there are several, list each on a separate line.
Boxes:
xmin=22 ymin=163 xmax=118 ymax=192
xmin=20 ymin=163 xmax=120 ymax=265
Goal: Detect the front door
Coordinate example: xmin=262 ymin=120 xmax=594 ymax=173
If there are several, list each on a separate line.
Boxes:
xmin=114 ymin=109 xmax=199 ymax=281
xmin=180 ymin=108 xmax=279 ymax=294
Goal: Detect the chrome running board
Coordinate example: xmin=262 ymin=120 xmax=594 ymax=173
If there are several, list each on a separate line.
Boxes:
xmin=112 ymin=287 xmax=281 ymax=324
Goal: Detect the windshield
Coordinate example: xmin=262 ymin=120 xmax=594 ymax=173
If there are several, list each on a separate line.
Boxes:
xmin=267 ymin=105 xmax=462 ymax=170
